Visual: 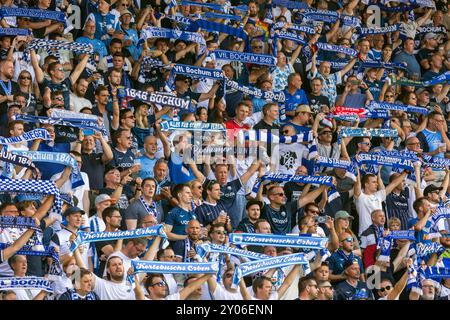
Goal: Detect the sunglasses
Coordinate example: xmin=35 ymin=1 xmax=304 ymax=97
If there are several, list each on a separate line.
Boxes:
xmin=150 ymin=281 xmax=167 ymax=288
xmin=385 ymin=95 xmax=394 ymax=98
xmin=206 ymin=179 xmax=217 ymax=189
xmin=379 ymin=285 xmax=392 ymax=292
xmin=273 ymin=192 xmax=285 ymax=197
xmin=282 ymin=130 xmax=290 ymax=134
xmin=320 ymin=131 xmax=332 ymax=135
xmin=56 ymin=68 xmax=64 ymax=71
xmin=54 ymin=97 xmax=64 ymax=101
xmin=341 ymin=237 xmax=354 ymax=243
xmin=359 ymin=142 xmax=371 ymax=146
xmin=252 ymin=45 xmax=263 ymax=49
xmin=19 ymin=76 xmax=31 ymax=80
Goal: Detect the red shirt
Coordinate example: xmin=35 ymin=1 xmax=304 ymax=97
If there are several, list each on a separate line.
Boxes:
xmin=225 ymin=119 xmax=250 ymax=140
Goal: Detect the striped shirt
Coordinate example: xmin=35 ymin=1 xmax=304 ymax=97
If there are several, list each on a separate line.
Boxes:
xmin=195 ymin=201 xmax=227 ymax=227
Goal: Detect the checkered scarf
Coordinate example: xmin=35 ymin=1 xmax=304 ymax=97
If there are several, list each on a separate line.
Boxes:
xmin=25 ymin=39 xmax=93 ymax=63
xmin=0 ymin=178 xmax=62 ymax=216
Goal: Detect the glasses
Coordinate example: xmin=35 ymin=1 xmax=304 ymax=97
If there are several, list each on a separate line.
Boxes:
xmin=54 ymin=97 xmax=63 ymax=101
xmin=150 ymin=281 xmax=167 ymax=288
xmin=379 ymin=285 xmax=392 ymax=292
xmin=126 ymin=115 xmax=135 ymax=119
xmin=320 ymin=131 xmax=332 ymax=135
xmin=407 ymin=142 xmax=420 ymax=146
xmin=359 ymin=142 xmax=371 ymax=146
xmin=341 ymin=237 xmax=354 ymax=243
xmin=206 ymin=179 xmax=217 ymax=189
xmin=273 ymin=192 xmax=285 ymax=197
xmin=385 ymin=94 xmax=394 ymax=98
xmin=19 ymin=76 xmax=31 ymax=80
xmin=163 ymin=255 xmax=175 ymax=259
xmin=252 ymin=45 xmax=263 ymax=49
xmin=56 ymin=68 xmax=64 ymax=72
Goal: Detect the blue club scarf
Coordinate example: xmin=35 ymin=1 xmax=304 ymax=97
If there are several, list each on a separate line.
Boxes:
xmin=0 ymin=28 xmax=30 ymax=36
xmin=211 ymin=49 xmax=277 ymax=67
xmin=0 ymin=8 xmax=66 ymax=24
xmin=160 ymin=121 xmax=225 ymax=132
xmin=314 ymin=156 xmax=357 ymax=181
xmin=138 ymin=27 xmax=206 ymax=54
xmin=0 ymin=277 xmax=54 ymax=293
xmin=132 ymin=260 xmax=219 ymax=274
xmin=190 ymin=19 xmax=248 ymax=41
xmin=0 ymin=129 xmax=52 ymax=145
xmin=272 ymin=0 xmax=310 ymax=10
xmin=124 ymin=88 xmax=193 ymax=112
xmin=229 ymin=232 xmax=328 ymax=249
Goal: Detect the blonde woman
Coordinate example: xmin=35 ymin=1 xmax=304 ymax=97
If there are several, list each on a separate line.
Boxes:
xmin=334 ymin=210 xmax=361 ymax=256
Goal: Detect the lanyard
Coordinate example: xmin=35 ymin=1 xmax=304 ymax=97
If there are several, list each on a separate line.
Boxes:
xmin=0 ymin=80 xmax=11 ymax=96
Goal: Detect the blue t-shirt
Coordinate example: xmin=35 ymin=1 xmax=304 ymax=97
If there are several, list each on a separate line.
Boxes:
xmin=421 ymin=128 xmax=445 ymax=158
xmin=33 ymin=142 xmax=71 ymax=180
xmin=136 ymin=155 xmax=157 ymax=179
xmin=87 ymin=12 xmax=120 ymax=44
xmin=283 ymin=89 xmax=309 ymax=113
xmin=76 ymin=36 xmax=108 ymax=59
xmin=165 ymin=207 xmax=197 ymax=236
xmin=328 ymin=250 xmax=364 ymax=276
xmin=168 ymin=152 xmax=195 ymax=184
xmin=408 ymin=218 xmax=432 ymax=244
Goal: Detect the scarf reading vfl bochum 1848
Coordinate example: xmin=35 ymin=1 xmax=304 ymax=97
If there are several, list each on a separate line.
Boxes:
xmin=124 ymin=88 xmax=194 ymax=112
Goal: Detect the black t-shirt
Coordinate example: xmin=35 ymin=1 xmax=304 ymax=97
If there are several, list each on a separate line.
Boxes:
xmin=260 ymin=201 xmax=297 ymax=235
xmin=94 ymin=239 xmax=116 ymax=276
xmin=59 ymin=289 xmax=100 ymax=300
xmin=166 ymin=49 xmax=195 ymax=65
xmin=0 ymin=80 xmax=20 ymax=125
xmin=81 ymin=152 xmax=105 ymax=191
xmin=41 ymin=77 xmax=73 ymax=111
xmin=109 ymin=148 xmax=135 ymax=170
xmin=307 ymin=93 xmax=330 ymax=114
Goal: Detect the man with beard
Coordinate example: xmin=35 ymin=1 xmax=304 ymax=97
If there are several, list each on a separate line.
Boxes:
xmin=125 ymin=178 xmax=159 ymax=228
xmin=30 ymin=49 xmax=90 ymax=111
xmin=94 ymin=206 xmax=122 ymax=276
xmin=91 ymin=85 xmax=119 ymax=137
xmin=74 ymin=248 xmax=136 ymax=300
xmin=334 ymin=259 xmax=373 ymax=300
xmin=296 ymin=277 xmax=319 ymax=300
xmin=316 ymin=281 xmax=334 ymax=300
xmin=69 ymin=78 xmax=92 ymax=112
xmin=172 ymin=219 xmax=203 ymax=262
xmin=0 ymin=59 xmax=19 ymax=126
xmin=106 ymin=69 xmax=128 ymax=114
xmin=236 ymin=200 xmax=263 ymax=233
xmin=207 ymin=268 xmax=243 ymax=300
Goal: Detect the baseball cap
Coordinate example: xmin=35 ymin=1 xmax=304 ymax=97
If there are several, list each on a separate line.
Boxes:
xmin=335 ymin=210 xmax=354 ymax=220
xmin=416 ymin=87 xmax=430 ymax=95
xmin=95 ymin=194 xmax=117 ymax=206
xmin=424 ymin=184 xmax=443 ymax=196
xmin=423 ymin=33 xmax=437 ymax=40
xmin=104 ymin=164 xmax=123 ymax=174
xmin=246 ymin=199 xmax=263 ymax=210
xmin=296 ymin=104 xmax=312 ymax=113
xmin=343 ymin=258 xmax=360 ymax=270
xmin=63 ymin=206 xmax=85 ymax=218
xmin=120 ymin=9 xmax=132 ymax=17
xmin=204 ymin=56 xmax=215 ymax=63
xmin=60 ymin=193 xmax=74 ymax=206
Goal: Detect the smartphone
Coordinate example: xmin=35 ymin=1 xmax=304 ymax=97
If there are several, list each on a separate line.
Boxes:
xmin=83 ymin=129 xmax=95 ymax=136
xmin=315 ymin=215 xmax=327 ymax=224
xmin=350 ymin=80 xmax=360 ymax=85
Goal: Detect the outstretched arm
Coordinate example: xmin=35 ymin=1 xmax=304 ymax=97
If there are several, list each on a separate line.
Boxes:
xmin=179 ymin=274 xmax=213 ymax=300
xmin=385 ymin=171 xmax=407 ymax=195
xmin=298 ymin=184 xmax=327 ymax=208
xmin=277 ymin=265 xmax=301 ymax=298
xmin=70 ymin=54 xmax=90 ymax=85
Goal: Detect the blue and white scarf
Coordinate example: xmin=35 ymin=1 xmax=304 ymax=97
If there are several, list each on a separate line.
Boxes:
xmin=272 ymin=0 xmax=309 ymax=10
xmin=0 ymin=179 xmax=61 ymax=216
xmin=274 ymin=30 xmax=307 ymax=45
xmin=0 ymin=277 xmax=54 ymax=293
xmin=314 ymin=156 xmax=357 ymax=181
xmin=416 ymin=242 xmax=446 ymax=260
xmin=423 ymin=207 xmax=450 ymax=233
xmin=14 ymin=114 xmax=108 ymax=139
xmin=272 ymin=22 xmax=315 ymax=35
xmin=211 ymin=50 xmax=277 ymax=67
xmin=196 ymin=243 xmax=271 ymax=261
xmin=225 ymin=78 xmax=285 ymax=102
xmin=0 ymin=28 xmax=30 ymax=36
xmin=338 ymin=127 xmax=398 ymax=142
xmin=26 ymin=39 xmax=94 ymax=56
xmin=229 ymin=232 xmax=328 ymax=249
xmin=358 ymin=24 xmax=400 ymax=36
xmin=417 ymin=26 xmax=447 ymax=34
xmin=172 ymin=64 xmax=224 ymax=80
xmin=139 ymin=196 xmax=158 ymax=219
xmin=160 ymin=121 xmax=225 ymax=132
xmin=238 ymin=130 xmax=313 ymax=144
xmin=138 ymin=27 xmax=206 ymax=54
xmin=70 ymin=224 xmax=167 ymax=252
xmin=192 ymin=19 xmax=248 ymax=41
xmin=422 ymin=154 xmax=450 ymax=170
xmin=354 ymin=152 xmax=415 ymax=171
xmin=124 ymin=88 xmax=193 ymax=112
xmin=316 ymin=43 xmax=358 ymax=57
xmin=0 ymin=148 xmax=35 ymax=170
xmin=180 ymin=0 xmax=228 ymax=13
xmin=12 ymin=151 xmax=84 ymax=189
xmin=368 ymin=101 xmax=429 ymax=115
xmin=0 ymin=129 xmax=52 ymax=145
xmin=231 ymin=253 xmax=309 ymax=287
xmin=0 ymin=8 xmax=66 ymax=24
xmin=424 ymin=267 xmax=450 ymax=279
xmin=131 ymin=260 xmax=219 ymax=274
xmin=0 ymin=216 xmax=40 ymax=231
xmin=69 ymin=289 xmax=97 ymax=300
xmin=203 ymin=12 xmax=242 ymax=22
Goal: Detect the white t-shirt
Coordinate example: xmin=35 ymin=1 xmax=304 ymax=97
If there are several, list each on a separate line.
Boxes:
xmin=12 ymin=287 xmax=41 ymax=300
xmin=164 ymin=273 xmax=179 ymax=295
xmin=69 ymin=93 xmax=93 ymax=113
xmin=50 ymin=228 xmax=90 ymax=269
xmin=213 ymin=284 xmax=243 ymax=300
xmin=50 ymin=171 xmax=90 ymax=213
xmin=0 ymin=227 xmax=25 ymax=276
xmin=273 ymin=143 xmax=309 ymax=175
xmin=93 ymin=275 xmax=136 ymax=300
xmin=354 ymin=189 xmax=386 ymax=236
xmin=145 ymin=292 xmax=181 ymax=300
